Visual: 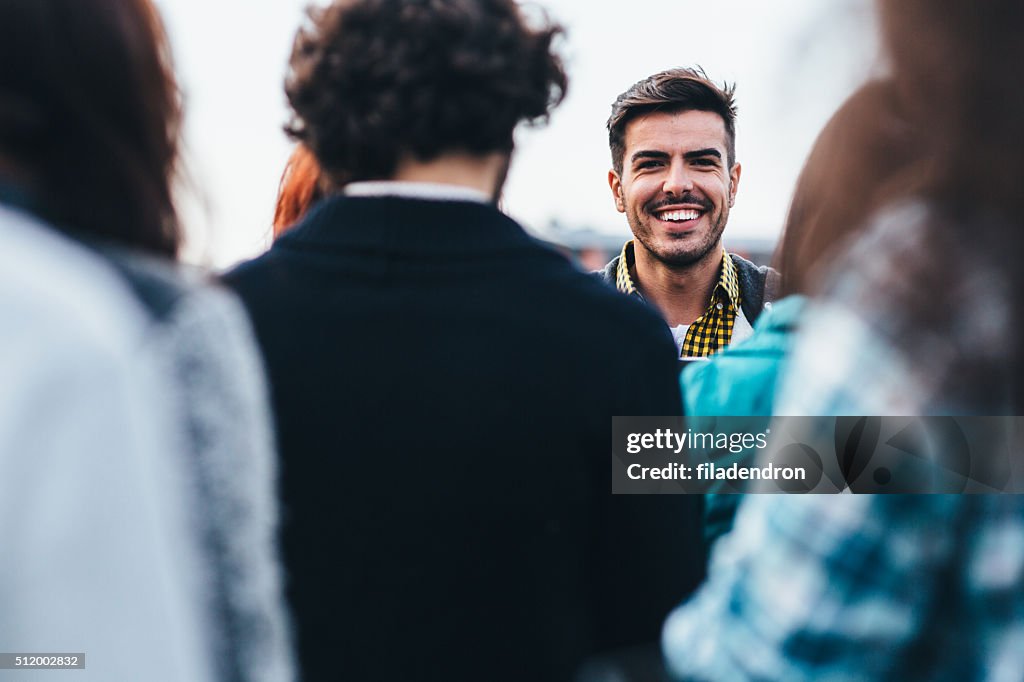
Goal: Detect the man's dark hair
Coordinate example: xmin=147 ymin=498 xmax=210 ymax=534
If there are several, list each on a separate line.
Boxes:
xmin=0 ymin=0 xmax=182 ymax=256
xmin=607 ymin=67 xmax=737 ymax=175
xmin=285 ymin=0 xmax=568 ymax=184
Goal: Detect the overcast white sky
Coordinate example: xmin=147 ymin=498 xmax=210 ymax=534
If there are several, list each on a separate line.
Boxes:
xmin=156 ymin=0 xmax=879 ymax=268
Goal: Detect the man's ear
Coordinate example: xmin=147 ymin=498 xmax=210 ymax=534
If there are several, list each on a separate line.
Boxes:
xmin=728 ymin=162 xmax=742 ymax=208
xmin=608 ymin=169 xmax=625 ymax=213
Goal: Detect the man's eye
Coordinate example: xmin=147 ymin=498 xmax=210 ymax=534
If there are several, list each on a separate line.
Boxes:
xmin=692 ymin=158 xmax=717 ymax=167
xmin=637 ymin=160 xmax=662 ymax=169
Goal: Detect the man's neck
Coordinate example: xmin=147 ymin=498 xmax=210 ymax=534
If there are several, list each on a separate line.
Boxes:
xmin=388 ymin=151 xmax=509 ymax=201
xmin=632 ymin=244 xmax=723 ymax=327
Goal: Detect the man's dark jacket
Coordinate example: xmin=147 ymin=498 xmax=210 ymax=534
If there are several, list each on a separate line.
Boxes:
xmin=224 ymin=196 xmax=705 ymax=681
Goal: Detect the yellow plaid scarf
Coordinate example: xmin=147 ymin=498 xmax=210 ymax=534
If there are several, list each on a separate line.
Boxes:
xmin=615 ymin=240 xmax=741 ymax=357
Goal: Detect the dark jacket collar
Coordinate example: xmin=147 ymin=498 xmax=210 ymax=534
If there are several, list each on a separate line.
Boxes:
xmin=275 ymin=194 xmax=540 ymax=256
xmin=595 ymin=249 xmax=780 ymax=325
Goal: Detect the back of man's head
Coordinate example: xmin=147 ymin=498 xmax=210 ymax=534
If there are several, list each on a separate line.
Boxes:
xmin=285 ymin=0 xmax=568 ymax=186
xmin=607 ymin=67 xmax=737 ymax=175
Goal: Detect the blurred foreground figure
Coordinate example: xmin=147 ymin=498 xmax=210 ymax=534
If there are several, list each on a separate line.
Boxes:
xmin=225 ymin=0 xmax=704 ymax=678
xmin=663 ymin=0 xmax=1024 ymax=680
xmin=0 ymin=206 xmax=215 ymax=682
xmin=683 ymin=78 xmax=923 ymax=551
xmin=0 ymin=1 xmax=292 ymax=680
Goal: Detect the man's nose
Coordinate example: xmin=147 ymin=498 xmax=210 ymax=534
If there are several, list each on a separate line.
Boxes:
xmin=662 ymin=161 xmax=693 ymax=196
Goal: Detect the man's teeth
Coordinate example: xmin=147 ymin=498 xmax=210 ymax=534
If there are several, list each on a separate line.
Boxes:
xmin=659 ymin=209 xmax=701 ymax=222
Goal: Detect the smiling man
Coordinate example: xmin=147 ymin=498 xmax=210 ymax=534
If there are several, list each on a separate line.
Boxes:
xmin=601 ymin=68 xmax=778 ymax=357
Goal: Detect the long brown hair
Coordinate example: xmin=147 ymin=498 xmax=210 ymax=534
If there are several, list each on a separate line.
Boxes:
xmin=878 ymin=0 xmax=1024 ymax=219
xmin=0 ymin=0 xmax=182 ymax=256
xmin=775 ymin=80 xmax=924 ymax=297
xmin=823 ymin=0 xmax=1024 ymax=407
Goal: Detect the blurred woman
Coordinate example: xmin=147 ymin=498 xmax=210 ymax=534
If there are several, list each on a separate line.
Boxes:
xmin=0 ymin=1 xmax=293 ymax=680
xmin=685 ymin=78 xmax=923 ymax=548
xmin=663 ymin=1 xmax=1024 ymax=679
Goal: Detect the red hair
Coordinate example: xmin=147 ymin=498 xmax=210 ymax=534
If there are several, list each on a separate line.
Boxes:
xmin=272 ymin=144 xmax=325 ymax=238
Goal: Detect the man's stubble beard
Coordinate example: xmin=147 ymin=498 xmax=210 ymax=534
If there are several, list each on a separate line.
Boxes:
xmin=629 ymin=204 xmax=729 ymax=268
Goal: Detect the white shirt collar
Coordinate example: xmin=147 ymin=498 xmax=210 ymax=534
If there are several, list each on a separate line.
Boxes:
xmin=343 ymin=181 xmax=490 ymax=204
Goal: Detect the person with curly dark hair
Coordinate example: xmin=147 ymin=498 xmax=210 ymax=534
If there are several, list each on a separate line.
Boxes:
xmin=224 ymin=1 xmax=706 ymax=679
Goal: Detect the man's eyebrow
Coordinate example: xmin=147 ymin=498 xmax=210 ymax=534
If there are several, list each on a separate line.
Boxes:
xmin=684 ymin=148 xmax=722 ymax=161
xmin=630 ymin=150 xmax=670 ymax=164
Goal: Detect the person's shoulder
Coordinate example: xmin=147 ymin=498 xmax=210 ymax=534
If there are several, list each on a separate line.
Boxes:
xmin=219 ymin=243 xmax=289 ymax=301
xmin=0 ymin=205 xmax=153 ymax=357
xmin=591 ymin=254 xmax=619 ymax=287
xmin=535 ymin=252 xmax=667 ymax=330
xmin=0 ymin=210 xmax=174 ymax=447
xmin=730 ymin=252 xmax=780 ymax=313
xmin=730 ymin=252 xmax=776 ymax=280
xmin=822 ymin=201 xmax=990 ymax=333
xmin=491 ymin=239 xmax=673 ymax=352
xmin=99 ymin=246 xmax=213 ymax=318
xmin=682 ymin=322 xmax=789 ymax=415
xmin=99 ymin=245 xmax=265 ymax=375
xmin=776 ymin=201 xmax=995 ymax=416
xmin=222 ymin=246 xmax=275 ymax=279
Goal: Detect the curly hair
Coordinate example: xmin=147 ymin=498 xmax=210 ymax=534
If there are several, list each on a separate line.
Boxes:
xmin=284 ymin=0 xmax=568 ymax=184
xmin=607 ymin=67 xmax=736 ymax=175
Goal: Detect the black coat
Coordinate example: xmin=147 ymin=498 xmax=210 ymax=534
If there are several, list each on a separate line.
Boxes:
xmin=224 ymin=195 xmax=705 ymax=681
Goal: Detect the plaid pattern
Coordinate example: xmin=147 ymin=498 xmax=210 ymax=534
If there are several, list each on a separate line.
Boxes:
xmin=662 ymin=204 xmax=1024 ymax=681
xmin=664 ymin=494 xmax=1024 ymax=681
xmin=615 ymin=241 xmax=741 ymax=357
